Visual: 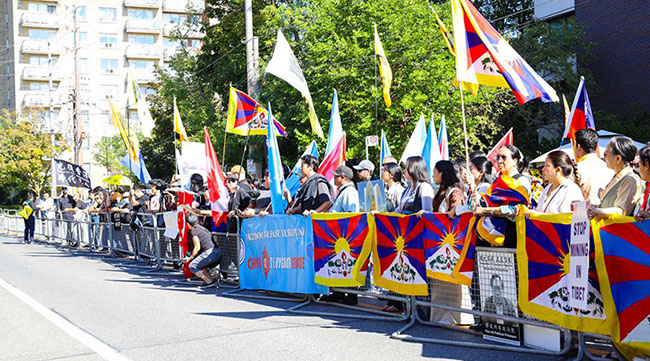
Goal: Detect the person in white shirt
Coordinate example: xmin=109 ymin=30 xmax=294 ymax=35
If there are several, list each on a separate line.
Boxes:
xmin=574 ymin=128 xmax=614 ymax=206
xmin=526 ymin=150 xmax=584 ymax=215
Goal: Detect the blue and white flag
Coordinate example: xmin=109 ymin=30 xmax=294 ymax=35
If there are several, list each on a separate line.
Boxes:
xmin=285 ymin=141 xmax=319 ymax=196
xmin=421 ymin=115 xmax=441 ymax=181
xmin=400 ymin=114 xmax=427 ymax=164
xmin=266 ymin=104 xmax=287 ymax=214
xmin=120 ymin=151 xmax=151 ymax=184
xmin=380 ymin=129 xmax=392 ymax=164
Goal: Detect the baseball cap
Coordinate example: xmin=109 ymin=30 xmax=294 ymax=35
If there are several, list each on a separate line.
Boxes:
xmin=331 ymin=165 xmax=353 ymax=180
xmin=353 ymin=160 xmax=375 ymax=172
xmin=230 ymin=165 xmax=246 ymax=177
xmin=225 ymin=172 xmax=238 ymax=181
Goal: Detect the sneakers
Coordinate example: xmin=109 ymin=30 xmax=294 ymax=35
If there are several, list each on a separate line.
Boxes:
xmin=197 ymin=281 xmax=216 ymax=289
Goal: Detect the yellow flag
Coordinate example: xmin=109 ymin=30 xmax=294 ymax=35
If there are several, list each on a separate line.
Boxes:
xmin=562 ymin=94 xmax=570 ymax=127
xmin=173 ymin=96 xmax=188 ymax=141
xmin=374 ymin=24 xmax=392 ymax=108
xmin=428 ymin=3 xmax=455 ymax=55
xmin=108 ymin=97 xmax=138 ymax=162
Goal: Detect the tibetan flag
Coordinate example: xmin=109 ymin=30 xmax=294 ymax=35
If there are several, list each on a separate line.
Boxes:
xmin=438 ymin=115 xmax=449 ymax=161
xmin=374 ymin=23 xmax=393 ymax=108
xmin=312 ymin=213 xmax=374 ymax=287
xmin=486 ymin=128 xmax=513 ymax=169
xmin=204 ymin=127 xmax=229 ymax=231
xmin=380 ymin=130 xmax=392 ymax=165
xmin=265 ymin=29 xmax=323 ymax=138
xmin=594 ymin=217 xmax=650 ymax=360
xmin=516 ymin=213 xmax=612 ymax=334
xmin=285 ymin=141 xmax=318 ymax=197
xmin=476 ymin=172 xmax=529 ymax=246
xmin=317 ymin=133 xmax=346 ymax=183
xmin=373 ymin=213 xmax=428 ymax=295
xmin=400 ymin=114 xmax=427 ymax=164
xmin=452 ymin=223 xmax=477 ymax=287
xmin=226 ymin=86 xmax=287 ymax=137
xmin=108 ymin=97 xmax=138 ymax=163
xmin=562 ymin=77 xmax=595 ymax=142
xmin=451 ymin=0 xmax=558 ymax=104
xmin=423 ymin=213 xmax=476 ymax=284
xmin=325 ymin=90 xmax=343 ymax=156
xmin=173 ymin=96 xmax=188 ymax=141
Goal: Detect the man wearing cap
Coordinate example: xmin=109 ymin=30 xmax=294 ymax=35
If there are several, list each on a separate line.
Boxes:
xmin=329 ymin=166 xmax=360 ymax=213
xmin=226 ymin=165 xmax=252 ymax=217
xmin=354 ymin=160 xmax=378 ymax=182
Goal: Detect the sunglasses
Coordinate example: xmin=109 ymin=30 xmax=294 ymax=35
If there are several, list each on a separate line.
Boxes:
xmin=494 ymin=155 xmax=510 ymax=161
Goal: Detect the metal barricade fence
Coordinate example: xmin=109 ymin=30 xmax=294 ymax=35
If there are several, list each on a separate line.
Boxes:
xmin=391 ymin=247 xmax=572 ymax=356
xmin=135 ymin=213 xmax=158 ymax=262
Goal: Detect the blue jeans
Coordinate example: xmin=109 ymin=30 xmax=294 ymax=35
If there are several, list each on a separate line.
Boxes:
xmin=24 ymin=217 xmax=35 ymax=241
xmin=189 ymin=248 xmax=222 ymax=274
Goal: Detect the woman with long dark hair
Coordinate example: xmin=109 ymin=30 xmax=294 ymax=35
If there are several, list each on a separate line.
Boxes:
xmin=450 ymin=155 xmax=495 ymax=217
xmin=589 ymin=136 xmax=643 ymax=218
xmin=526 ymin=150 xmax=584 ymax=215
xmin=395 ymin=156 xmax=434 ymax=214
xmin=634 ymin=144 xmax=650 ymax=221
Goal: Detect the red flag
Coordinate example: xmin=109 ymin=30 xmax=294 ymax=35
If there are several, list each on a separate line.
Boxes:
xmin=204 ymin=127 xmax=229 ymax=231
xmin=487 ymin=128 xmax=513 ymax=169
xmin=317 ymin=133 xmax=346 ymax=182
xmin=177 ymin=190 xmax=193 ymax=278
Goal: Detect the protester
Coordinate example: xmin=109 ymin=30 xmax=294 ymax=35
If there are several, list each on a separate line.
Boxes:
xmin=381 ymin=156 xmax=398 ymax=166
xmin=109 ymin=188 xmax=133 ymax=231
xmin=395 ymin=156 xmax=434 ymax=214
xmin=147 ymin=179 xmax=168 ymax=227
xmin=526 ymin=150 xmax=584 ymax=215
xmin=39 ymin=191 xmax=56 ymax=239
xmin=58 ymin=186 xmax=75 ymax=240
xmin=634 ymin=144 xmax=650 ymax=221
xmin=353 ymin=160 xmax=377 ymax=182
xmin=382 ymin=162 xmax=404 ymax=212
xmin=184 ymin=213 xmax=222 ymax=289
xmin=286 ymin=155 xmax=333 ymax=216
xmin=575 ymin=128 xmax=614 ymax=205
xmin=226 ymin=165 xmax=252 ymax=217
xmin=588 ymin=136 xmax=643 ymax=219
xmin=130 ymin=184 xmax=149 ymax=214
xmin=473 ymin=144 xmax=530 ymax=248
xmin=329 ymin=166 xmax=359 ymax=213
xmin=22 ymin=192 xmax=36 ymax=244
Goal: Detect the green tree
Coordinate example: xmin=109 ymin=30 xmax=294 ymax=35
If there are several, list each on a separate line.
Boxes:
xmin=0 ymin=110 xmax=65 ymax=203
xmin=92 ymin=134 xmax=143 ymax=184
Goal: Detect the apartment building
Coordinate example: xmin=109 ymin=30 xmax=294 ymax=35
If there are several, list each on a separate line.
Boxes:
xmin=1 ymin=0 xmax=204 ymax=184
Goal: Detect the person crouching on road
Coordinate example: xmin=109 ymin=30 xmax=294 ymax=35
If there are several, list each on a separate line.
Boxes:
xmin=184 ymin=213 xmax=222 ymax=289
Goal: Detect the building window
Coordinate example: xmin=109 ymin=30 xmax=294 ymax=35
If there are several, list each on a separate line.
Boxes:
xmin=100 ymin=59 xmax=118 ymax=74
xmin=98 ymin=7 xmax=117 ymax=22
xmin=29 ymin=56 xmax=56 ymax=66
xmin=77 ymin=6 xmax=86 ymax=21
xmin=28 ymin=3 xmax=56 ymax=14
xmin=28 ymin=29 xmax=56 ymax=40
xmin=77 ymin=31 xmax=87 ymax=45
xmin=99 ymin=33 xmax=117 ymax=48
xmin=163 ymin=13 xmax=185 ymax=24
xmin=29 ymin=82 xmax=58 ymax=90
xmin=81 ymin=110 xmax=89 ymax=126
xmin=79 ymin=58 xmax=88 ymax=73
xmin=129 ymin=60 xmax=155 ymax=71
xmin=101 ymin=110 xmax=110 ymax=124
xmin=128 ymin=9 xmax=154 ymax=19
xmin=139 ymin=86 xmax=155 ymax=97
xmin=128 ymin=35 xmax=154 ymax=45
xmin=163 ymin=38 xmax=181 ymax=49
xmin=101 ymin=84 xmax=119 ymax=99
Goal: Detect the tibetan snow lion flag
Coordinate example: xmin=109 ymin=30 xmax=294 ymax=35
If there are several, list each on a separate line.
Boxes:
xmin=423 ymin=213 xmax=476 ymax=284
xmin=594 ymin=216 xmax=650 ymax=360
xmin=225 ymin=86 xmax=287 ymax=137
xmin=516 ymin=213 xmax=612 ymax=334
xmin=476 ymin=173 xmax=530 ymax=246
xmin=373 ymin=213 xmax=428 ymax=295
xmin=312 ymin=213 xmax=374 ymax=287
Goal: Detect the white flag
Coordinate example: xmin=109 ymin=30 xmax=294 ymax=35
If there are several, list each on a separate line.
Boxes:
xmin=399 ymin=114 xmax=427 ymax=164
xmin=265 ymin=29 xmax=323 ymax=139
xmin=128 ymin=68 xmax=155 ymax=138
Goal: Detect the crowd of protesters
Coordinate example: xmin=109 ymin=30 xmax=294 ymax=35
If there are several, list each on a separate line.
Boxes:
xmin=19 ymin=129 xmax=650 ymax=295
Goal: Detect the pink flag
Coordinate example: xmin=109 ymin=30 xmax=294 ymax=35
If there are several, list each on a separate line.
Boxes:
xmin=487 ymin=128 xmax=513 ymax=169
xmin=318 ymin=133 xmax=346 ymax=182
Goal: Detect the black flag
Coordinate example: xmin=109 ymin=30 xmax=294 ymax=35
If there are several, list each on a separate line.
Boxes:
xmin=54 ymin=159 xmax=91 ymax=189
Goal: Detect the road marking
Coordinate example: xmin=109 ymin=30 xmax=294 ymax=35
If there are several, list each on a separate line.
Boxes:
xmin=0 ymin=277 xmax=131 ymax=361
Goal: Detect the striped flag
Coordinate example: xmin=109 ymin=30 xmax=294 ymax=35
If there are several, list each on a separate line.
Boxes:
xmin=562 ymin=77 xmax=595 ymax=142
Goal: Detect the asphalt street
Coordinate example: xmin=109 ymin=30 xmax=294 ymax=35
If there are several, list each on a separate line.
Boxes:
xmin=0 ymin=235 xmax=579 ymax=361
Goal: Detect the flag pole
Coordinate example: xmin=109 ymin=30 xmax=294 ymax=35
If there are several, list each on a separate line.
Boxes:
xmin=221 ymin=129 xmax=228 ymax=165
xmin=458 ymin=86 xmax=470 ymax=171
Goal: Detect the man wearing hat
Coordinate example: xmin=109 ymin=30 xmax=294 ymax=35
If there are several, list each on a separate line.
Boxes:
xmin=226 ymin=165 xmax=252 ymax=217
xmin=353 ymin=160 xmax=378 ymax=182
xmin=329 ymin=166 xmax=359 ymax=213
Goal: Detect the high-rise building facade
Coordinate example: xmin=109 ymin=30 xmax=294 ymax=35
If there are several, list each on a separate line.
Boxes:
xmin=1 ymin=0 xmax=204 ymax=184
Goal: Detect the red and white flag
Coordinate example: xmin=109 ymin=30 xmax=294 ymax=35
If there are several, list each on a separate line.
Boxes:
xmin=204 ymin=127 xmax=229 ymax=231
xmin=487 ymin=128 xmax=513 ymax=169
xmin=318 ymin=133 xmax=346 ymax=185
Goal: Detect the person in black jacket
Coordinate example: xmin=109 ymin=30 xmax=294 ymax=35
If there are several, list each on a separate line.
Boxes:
xmin=22 ymin=192 xmax=36 ymax=244
xmin=286 ymin=155 xmax=333 ymax=215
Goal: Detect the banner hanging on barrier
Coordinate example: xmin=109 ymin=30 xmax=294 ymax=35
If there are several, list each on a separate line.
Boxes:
xmin=516 ymin=213 xmax=612 ymax=335
xmin=423 ymin=213 xmax=476 ymax=284
xmin=312 ymin=213 xmax=373 ymax=287
xmin=594 ymin=217 xmax=650 ymax=360
xmin=239 ymin=215 xmax=327 ymax=294
xmin=373 ymin=213 xmax=427 ymax=295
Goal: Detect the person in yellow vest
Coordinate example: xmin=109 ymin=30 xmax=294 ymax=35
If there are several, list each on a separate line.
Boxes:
xmin=22 ymin=192 xmax=36 ymax=244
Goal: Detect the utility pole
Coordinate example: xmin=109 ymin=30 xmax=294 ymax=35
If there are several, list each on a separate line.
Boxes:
xmin=73 ymin=6 xmax=82 ymax=166
xmin=48 ymin=40 xmax=57 ymax=197
xmin=244 ymin=0 xmax=259 ymax=97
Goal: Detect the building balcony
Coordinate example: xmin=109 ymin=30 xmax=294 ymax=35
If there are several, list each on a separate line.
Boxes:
xmin=21 ymin=39 xmax=61 ymax=55
xmin=162 ymin=0 xmax=204 ymax=13
xmin=134 ymin=70 xmax=158 ymax=83
xmin=125 ymin=19 xmax=162 ymax=33
xmin=21 ymin=12 xmax=60 ymax=29
xmin=23 ymin=91 xmax=63 ymax=108
xmin=163 ymin=47 xmax=178 ymax=61
xmin=124 ymin=0 xmax=162 ymax=8
xmin=126 ymin=44 xmax=162 ymax=59
xmin=22 ymin=66 xmax=61 ymax=81
xmin=163 ymin=23 xmax=203 ymax=38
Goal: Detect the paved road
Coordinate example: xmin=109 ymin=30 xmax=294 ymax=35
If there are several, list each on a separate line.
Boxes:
xmin=0 ymin=235 xmax=577 ymax=361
